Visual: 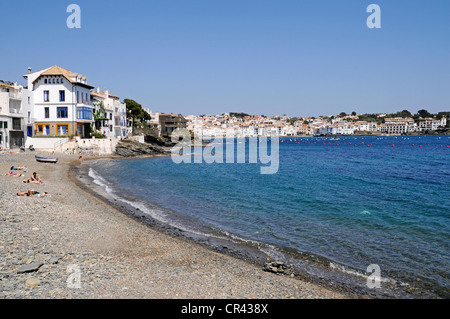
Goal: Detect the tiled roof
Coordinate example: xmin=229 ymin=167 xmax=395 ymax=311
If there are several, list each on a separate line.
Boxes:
xmin=32 ymin=65 xmax=94 ymax=88
xmin=91 ymin=90 xmax=119 ymax=100
xmin=0 ymin=82 xmax=14 ymax=89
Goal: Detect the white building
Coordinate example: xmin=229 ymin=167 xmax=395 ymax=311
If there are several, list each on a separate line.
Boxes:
xmin=23 ymin=65 xmax=95 ymax=138
xmin=380 ymin=117 xmax=416 ymax=135
xmin=91 ymin=88 xmax=127 ymax=138
xmin=419 ymin=117 xmax=446 ymax=131
xmin=0 ymin=82 xmax=25 ymax=149
xmin=355 ymin=121 xmax=378 ymax=132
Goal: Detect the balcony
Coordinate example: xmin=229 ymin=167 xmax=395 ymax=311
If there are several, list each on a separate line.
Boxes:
xmin=9 ymin=92 xmax=22 ymax=100
xmin=76 ymin=106 xmax=93 ymax=121
xmin=9 ymin=106 xmax=22 ymax=115
xmin=77 ymin=101 xmax=93 ymax=107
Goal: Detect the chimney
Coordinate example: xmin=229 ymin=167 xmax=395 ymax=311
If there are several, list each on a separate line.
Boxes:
xmin=28 ymin=67 xmax=32 ymax=74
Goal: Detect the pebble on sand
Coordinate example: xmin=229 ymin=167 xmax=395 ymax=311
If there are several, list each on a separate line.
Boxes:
xmin=25 ymin=277 xmax=40 ymax=287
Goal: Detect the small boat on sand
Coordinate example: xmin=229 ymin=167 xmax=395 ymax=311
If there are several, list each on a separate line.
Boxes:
xmin=35 ymin=155 xmax=58 ymax=164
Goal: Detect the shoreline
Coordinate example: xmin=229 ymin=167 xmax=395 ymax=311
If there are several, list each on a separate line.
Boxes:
xmin=71 ymin=157 xmax=358 ymax=297
xmin=0 ymin=151 xmax=347 ymax=299
xmin=74 ymin=155 xmax=442 ymax=299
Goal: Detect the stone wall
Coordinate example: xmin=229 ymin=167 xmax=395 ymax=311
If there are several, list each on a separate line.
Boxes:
xmin=26 ymin=136 xmax=119 ymax=155
xmin=75 ymin=137 xmax=118 ymax=156
xmin=132 ymin=126 xmax=159 ymax=137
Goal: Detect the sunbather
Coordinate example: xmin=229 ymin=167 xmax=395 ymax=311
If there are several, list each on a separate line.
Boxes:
xmin=17 ymin=189 xmax=38 ymax=197
xmin=7 ymin=171 xmax=24 ymax=177
xmin=11 ymin=165 xmax=28 ymax=171
xmin=17 ymin=189 xmax=50 ymax=197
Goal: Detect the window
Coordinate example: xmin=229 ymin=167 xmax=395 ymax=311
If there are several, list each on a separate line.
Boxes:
xmin=56 ymin=124 xmax=69 ymax=135
xmin=45 ymin=79 xmax=48 ymax=84
xmin=59 ymin=90 xmax=65 ymax=102
xmin=57 ymin=107 xmax=68 ymax=118
xmin=52 ymin=79 xmax=55 ymax=84
xmin=77 ymin=107 xmax=93 ymax=120
xmin=44 ymin=90 xmax=49 ymax=102
xmin=44 ymin=107 xmax=49 ymax=119
xmin=77 ymin=91 xmax=80 ymax=103
xmin=12 ymin=118 xmax=21 ymax=130
xmin=28 ymin=96 xmax=30 ymax=104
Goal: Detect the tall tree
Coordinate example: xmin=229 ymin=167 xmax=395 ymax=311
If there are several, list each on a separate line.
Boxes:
xmin=124 ymin=99 xmax=151 ymax=127
xmin=398 ymin=109 xmax=412 ymax=118
xmin=417 ymin=109 xmax=432 ymax=118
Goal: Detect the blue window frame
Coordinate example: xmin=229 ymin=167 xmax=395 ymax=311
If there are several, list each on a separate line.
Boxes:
xmin=59 ymin=90 xmax=65 ymax=102
xmin=57 ymin=125 xmax=69 ymax=135
xmin=44 ymin=90 xmax=49 ymax=102
xmin=77 ymin=107 xmax=93 ymax=120
xmin=44 ymin=107 xmax=49 ymax=119
xmin=57 ymin=107 xmax=68 ymax=118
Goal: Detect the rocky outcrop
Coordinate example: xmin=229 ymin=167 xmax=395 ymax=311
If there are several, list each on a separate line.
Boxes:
xmin=115 ymin=135 xmax=210 ymax=157
xmin=144 ymin=135 xmax=177 ymax=147
xmin=114 ymin=140 xmax=171 ymax=157
xmin=263 ymin=261 xmax=295 ymax=277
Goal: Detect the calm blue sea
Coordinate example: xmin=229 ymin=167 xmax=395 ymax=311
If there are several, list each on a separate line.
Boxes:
xmin=88 ymin=135 xmax=449 ymax=297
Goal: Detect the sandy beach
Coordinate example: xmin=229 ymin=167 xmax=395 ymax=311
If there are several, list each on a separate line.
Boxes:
xmin=0 ymin=150 xmax=347 ymax=299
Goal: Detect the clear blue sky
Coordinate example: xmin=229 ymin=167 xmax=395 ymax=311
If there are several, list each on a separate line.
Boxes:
xmin=1 ymin=0 xmax=449 ymax=116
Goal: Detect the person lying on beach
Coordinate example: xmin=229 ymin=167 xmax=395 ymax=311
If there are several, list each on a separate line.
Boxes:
xmin=7 ymin=171 xmax=24 ymax=177
xmin=11 ymin=165 xmax=28 ymax=171
xmin=30 ymin=172 xmax=44 ymax=185
xmin=17 ymin=189 xmax=51 ymax=197
xmin=17 ymin=189 xmax=38 ymax=197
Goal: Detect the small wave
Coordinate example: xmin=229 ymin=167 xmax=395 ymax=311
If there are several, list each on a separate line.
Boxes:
xmin=88 ymin=168 xmax=169 ymax=224
xmin=219 ymin=230 xmax=286 ymax=261
xmin=88 ymin=168 xmax=113 ymax=195
xmin=88 ymin=168 xmax=230 ymax=240
xmin=329 ymin=262 xmax=400 ymax=286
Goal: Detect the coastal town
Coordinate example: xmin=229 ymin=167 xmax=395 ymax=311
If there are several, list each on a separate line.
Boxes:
xmin=0 ymin=65 xmax=449 ymax=153
xmin=2 ymin=0 xmax=449 ymax=306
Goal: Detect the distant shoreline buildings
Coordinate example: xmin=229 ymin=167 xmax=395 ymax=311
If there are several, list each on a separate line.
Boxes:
xmin=0 ymin=65 xmax=448 ymax=150
xmin=185 ymin=113 xmax=447 ymax=139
